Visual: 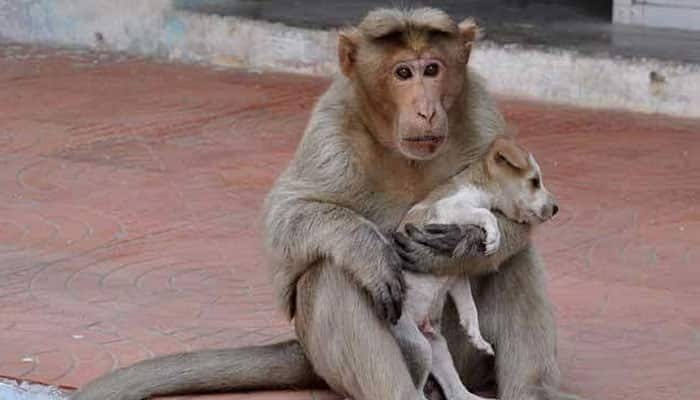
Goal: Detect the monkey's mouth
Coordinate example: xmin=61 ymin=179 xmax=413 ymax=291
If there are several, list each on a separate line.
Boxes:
xmin=403 ymin=135 xmax=445 ymax=145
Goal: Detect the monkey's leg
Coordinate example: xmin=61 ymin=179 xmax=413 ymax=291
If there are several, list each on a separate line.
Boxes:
xmin=296 ymin=261 xmax=427 ymax=400
xmin=428 ymin=333 xmax=494 ymax=400
xmin=470 ymin=247 xmax=560 ymax=400
xmin=390 ymin=314 xmax=433 ymax=389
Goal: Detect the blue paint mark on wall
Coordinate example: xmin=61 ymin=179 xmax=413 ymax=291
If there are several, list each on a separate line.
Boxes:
xmin=164 ymin=14 xmax=186 ymax=46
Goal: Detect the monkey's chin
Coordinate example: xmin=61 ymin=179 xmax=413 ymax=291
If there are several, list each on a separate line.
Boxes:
xmin=398 ymin=137 xmax=447 ymax=161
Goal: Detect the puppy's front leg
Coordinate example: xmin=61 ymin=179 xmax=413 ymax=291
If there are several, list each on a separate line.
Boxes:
xmin=449 ymin=278 xmax=494 ymax=357
xmin=450 ymin=208 xmax=500 ymax=256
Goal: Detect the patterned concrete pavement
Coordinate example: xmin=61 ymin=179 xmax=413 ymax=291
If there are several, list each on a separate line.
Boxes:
xmin=0 ymin=43 xmax=699 ymax=400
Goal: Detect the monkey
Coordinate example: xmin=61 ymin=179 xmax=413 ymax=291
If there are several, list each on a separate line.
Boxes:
xmin=71 ymin=8 xmax=573 ymax=400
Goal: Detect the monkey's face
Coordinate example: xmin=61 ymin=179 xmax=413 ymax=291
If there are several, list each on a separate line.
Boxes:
xmin=387 ymin=53 xmax=463 ymax=160
xmin=351 ymin=43 xmax=467 ymax=161
xmin=486 ymin=137 xmax=559 ymax=225
xmin=337 ymin=12 xmax=476 ymax=161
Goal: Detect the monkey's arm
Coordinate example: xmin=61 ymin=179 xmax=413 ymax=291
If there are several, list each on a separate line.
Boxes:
xmin=264 ymin=196 xmax=405 ymax=323
xmin=394 ymin=224 xmax=484 ymax=273
xmin=396 ymin=214 xmax=531 ymax=275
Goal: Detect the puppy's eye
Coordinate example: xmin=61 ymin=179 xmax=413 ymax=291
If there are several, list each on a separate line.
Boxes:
xmin=424 ymin=63 xmax=439 ymax=77
xmin=395 ymin=66 xmax=413 ymax=80
xmin=530 ymin=177 xmax=540 ymax=189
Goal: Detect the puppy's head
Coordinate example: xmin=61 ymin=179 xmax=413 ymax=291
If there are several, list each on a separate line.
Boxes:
xmin=486 ymin=136 xmax=558 ymax=225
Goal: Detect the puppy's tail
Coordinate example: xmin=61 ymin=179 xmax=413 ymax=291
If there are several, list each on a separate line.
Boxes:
xmin=71 ymin=340 xmax=325 ymax=400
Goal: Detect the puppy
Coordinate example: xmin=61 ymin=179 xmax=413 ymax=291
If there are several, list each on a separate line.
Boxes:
xmin=392 ymin=136 xmax=558 ymax=400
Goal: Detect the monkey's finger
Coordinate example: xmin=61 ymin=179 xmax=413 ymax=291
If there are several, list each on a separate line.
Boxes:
xmin=453 ymin=226 xmax=487 ymax=257
xmin=383 ymin=286 xmax=399 ymax=325
xmin=393 ymin=235 xmax=417 ymax=263
xmin=426 ymin=229 xmax=467 ymax=251
xmin=372 ymin=292 xmax=390 ymax=322
xmin=406 ymin=224 xmax=455 ymax=252
xmin=388 ymin=279 xmax=404 ymax=324
xmin=423 ymin=225 xmax=466 ymax=244
xmin=392 ymin=231 xmax=412 ymax=251
xmin=454 ymin=239 xmax=481 ymax=258
xmin=404 ymin=224 xmax=435 ymax=245
xmin=396 ymin=250 xmax=417 ymax=267
xmin=423 ymin=223 xmax=461 ymax=235
xmin=396 ymin=269 xmax=406 ymax=295
xmin=391 ymin=297 xmax=402 ymax=325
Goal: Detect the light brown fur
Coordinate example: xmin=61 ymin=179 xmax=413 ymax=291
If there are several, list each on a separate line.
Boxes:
xmin=71 ymin=8 xmax=577 ymax=400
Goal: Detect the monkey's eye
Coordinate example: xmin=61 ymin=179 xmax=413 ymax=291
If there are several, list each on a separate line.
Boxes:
xmin=424 ymin=63 xmax=440 ymax=77
xmin=395 ymin=65 xmax=413 ymax=80
xmin=530 ymin=177 xmax=540 ymax=189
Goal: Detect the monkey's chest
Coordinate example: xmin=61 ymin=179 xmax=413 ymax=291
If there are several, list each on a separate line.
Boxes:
xmin=362 ymin=188 xmax=435 ymax=231
xmin=403 ymin=273 xmax=454 ymax=325
xmin=363 ymin=166 xmax=457 ymax=230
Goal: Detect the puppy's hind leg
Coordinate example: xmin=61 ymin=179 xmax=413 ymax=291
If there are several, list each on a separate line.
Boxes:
xmin=450 ymin=278 xmax=494 ymax=356
xmin=428 ymin=333 xmax=495 ymax=400
xmin=391 ymin=314 xmax=433 ymax=390
xmin=476 ymin=247 xmax=562 ymax=400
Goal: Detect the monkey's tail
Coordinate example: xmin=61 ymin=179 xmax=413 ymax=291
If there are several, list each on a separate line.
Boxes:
xmin=535 ymin=382 xmax=590 ymax=400
xmin=71 ymin=340 xmax=325 ymax=400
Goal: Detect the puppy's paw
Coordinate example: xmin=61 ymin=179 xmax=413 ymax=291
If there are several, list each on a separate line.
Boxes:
xmin=462 ymin=322 xmax=495 ymax=357
xmin=470 ymin=334 xmax=495 ymax=357
xmin=481 ymin=215 xmax=501 ymax=256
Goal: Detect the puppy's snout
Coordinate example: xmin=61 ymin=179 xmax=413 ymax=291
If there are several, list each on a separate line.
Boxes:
xmin=541 ymin=200 xmax=559 ymax=220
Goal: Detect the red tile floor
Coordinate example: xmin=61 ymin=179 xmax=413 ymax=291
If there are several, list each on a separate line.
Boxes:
xmin=0 ymin=43 xmax=699 ymax=400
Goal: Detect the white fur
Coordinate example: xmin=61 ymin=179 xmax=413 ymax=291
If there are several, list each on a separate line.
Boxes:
xmin=432 ymin=186 xmax=500 ymax=255
xmin=397 ymin=153 xmax=557 ymax=399
xmin=395 ymin=183 xmax=500 ymax=400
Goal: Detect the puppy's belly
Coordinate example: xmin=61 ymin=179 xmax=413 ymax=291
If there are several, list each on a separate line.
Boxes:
xmin=403 ymin=272 xmax=452 ymax=329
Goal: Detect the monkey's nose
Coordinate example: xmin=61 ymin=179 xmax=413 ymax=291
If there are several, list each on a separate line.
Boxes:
xmin=417 ymin=109 xmax=436 ymax=124
xmin=552 ymin=204 xmax=559 ymax=216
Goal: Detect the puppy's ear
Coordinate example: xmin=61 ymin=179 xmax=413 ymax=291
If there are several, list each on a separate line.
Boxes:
xmin=491 ymin=136 xmax=528 ymax=171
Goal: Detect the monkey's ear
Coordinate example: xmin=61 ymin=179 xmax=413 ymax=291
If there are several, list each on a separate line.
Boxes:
xmin=338 ymin=28 xmax=360 ymax=77
xmin=491 ymin=136 xmax=528 ymax=170
xmin=457 ymin=18 xmax=479 ymax=64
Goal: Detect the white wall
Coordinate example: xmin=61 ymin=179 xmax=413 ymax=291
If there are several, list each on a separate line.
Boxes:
xmin=1 ymin=0 xmax=699 ymax=117
xmin=614 ymin=0 xmax=700 ymax=31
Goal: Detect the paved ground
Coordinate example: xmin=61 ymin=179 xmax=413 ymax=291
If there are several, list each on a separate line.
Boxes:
xmin=0 ymin=42 xmax=699 ymax=400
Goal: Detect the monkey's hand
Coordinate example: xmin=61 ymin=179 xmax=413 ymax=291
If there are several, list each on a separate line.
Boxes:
xmin=404 ymin=215 xmax=532 ymax=275
xmin=392 ymin=224 xmax=486 ymax=273
xmin=362 ymin=240 xmax=407 ymax=325
xmin=409 ymin=223 xmax=487 ymax=258
xmin=263 ymin=195 xmax=407 ymax=323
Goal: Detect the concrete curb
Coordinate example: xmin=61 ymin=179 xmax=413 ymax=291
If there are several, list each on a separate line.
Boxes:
xmin=1 ymin=0 xmax=698 ymax=118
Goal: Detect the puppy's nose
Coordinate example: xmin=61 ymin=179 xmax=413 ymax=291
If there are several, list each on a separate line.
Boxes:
xmin=552 ymin=204 xmax=559 ymax=216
